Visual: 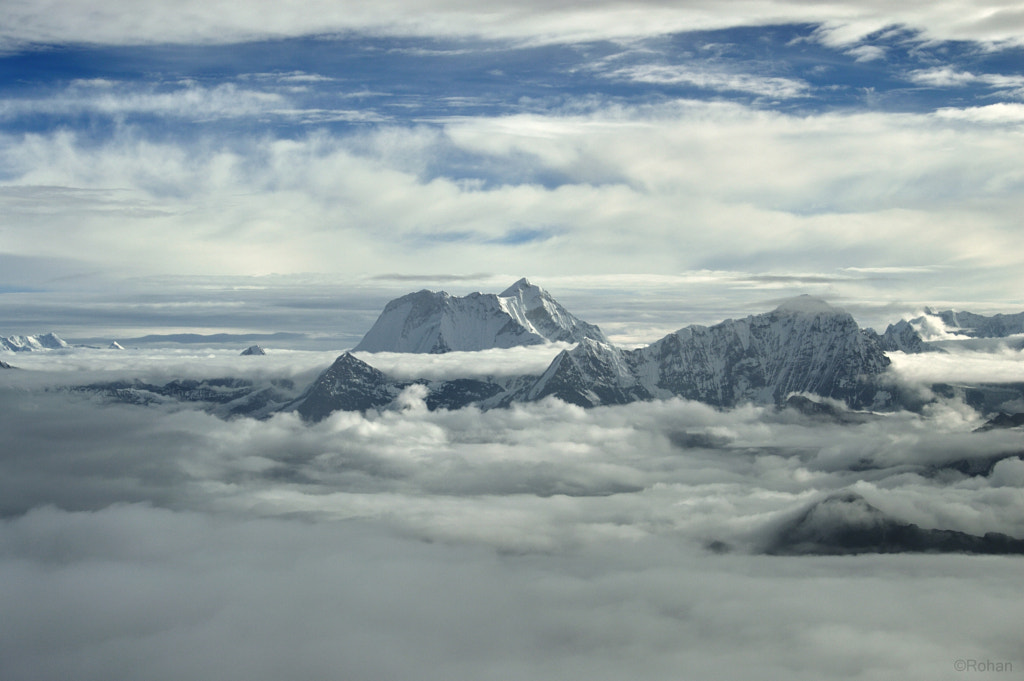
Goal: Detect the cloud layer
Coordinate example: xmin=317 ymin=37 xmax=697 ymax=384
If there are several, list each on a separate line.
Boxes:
xmin=2 ymin=99 xmax=1022 ymax=296
xmin=4 ymin=0 xmax=1024 ymax=48
xmin=3 ymin=346 xmax=1024 ymax=679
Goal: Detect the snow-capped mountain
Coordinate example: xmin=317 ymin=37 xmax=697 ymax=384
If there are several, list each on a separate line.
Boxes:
xmin=918 ymin=308 xmax=1024 ymax=338
xmin=873 ymin=320 xmax=926 ymax=353
xmin=503 ymin=296 xmax=893 ymax=409
xmin=240 ymin=344 xmax=266 ymax=356
xmin=289 ymin=296 xmax=894 ymax=419
xmin=77 ymin=296 xmax=899 ymax=421
xmin=1 ymin=332 xmax=70 ymax=352
xmin=352 ymin=278 xmax=607 ymax=353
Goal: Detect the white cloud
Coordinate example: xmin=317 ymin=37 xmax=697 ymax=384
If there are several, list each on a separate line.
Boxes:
xmin=1 ymin=1 xmax=1023 ymax=49
xmin=889 ymin=345 xmax=1024 ymax=385
xmin=603 ymin=64 xmax=810 ymax=98
xmin=0 ymin=80 xmax=387 ymax=123
xmin=1 ymin=98 xmax=1023 ymax=314
xmin=0 ymin=82 xmax=286 ymax=120
xmin=934 ymin=102 xmax=1024 ymax=122
xmin=845 ymin=44 xmax=886 ymax=62
xmin=909 ymin=68 xmax=1024 ymax=98
xmin=353 ymin=345 xmax=568 ymax=379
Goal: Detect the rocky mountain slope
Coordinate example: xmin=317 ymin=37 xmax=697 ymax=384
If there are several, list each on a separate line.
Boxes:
xmin=499 ymin=296 xmax=893 ymax=409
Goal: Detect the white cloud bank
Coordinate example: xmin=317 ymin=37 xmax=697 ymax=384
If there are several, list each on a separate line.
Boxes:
xmin=2 ymin=100 xmax=1022 ymax=289
xmin=2 ymin=346 xmax=1024 ymax=680
xmin=2 ymin=0 xmax=1024 ymax=49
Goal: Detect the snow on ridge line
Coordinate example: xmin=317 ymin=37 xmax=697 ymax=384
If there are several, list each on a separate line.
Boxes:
xmin=353 ymin=279 xmax=608 ymax=353
xmin=1 ymin=332 xmax=70 ymax=352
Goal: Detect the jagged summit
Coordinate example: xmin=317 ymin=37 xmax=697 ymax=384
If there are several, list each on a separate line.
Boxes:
xmin=287 ymin=352 xmax=400 ymax=421
xmin=291 ymin=297 xmax=896 ymax=417
xmin=352 ymin=279 xmax=607 ymax=353
xmin=500 ymin=300 xmax=892 ymax=409
xmin=240 ymin=344 xmax=267 ymax=356
xmin=499 ymin=277 xmax=541 ymax=299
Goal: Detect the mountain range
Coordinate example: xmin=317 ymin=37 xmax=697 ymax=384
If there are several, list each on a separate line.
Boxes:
xmin=287 ymin=294 xmax=896 ymax=420
xmin=56 ymin=285 xmax=1024 ymax=421
xmin=921 ymin=308 xmax=1024 ymax=338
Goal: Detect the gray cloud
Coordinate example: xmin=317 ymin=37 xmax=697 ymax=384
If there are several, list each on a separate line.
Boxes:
xmin=2 ymin=503 xmax=1020 ymax=681
xmin=3 ymin=344 xmax=1024 ymax=679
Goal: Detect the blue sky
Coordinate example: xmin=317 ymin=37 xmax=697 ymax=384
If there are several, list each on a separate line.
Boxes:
xmin=1 ymin=2 xmax=1023 ymax=337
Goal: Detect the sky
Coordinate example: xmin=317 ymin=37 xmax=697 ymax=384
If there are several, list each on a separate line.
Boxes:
xmin=4 ymin=5 xmax=1024 ymax=679
xmin=1 ymin=0 xmax=1023 ymax=340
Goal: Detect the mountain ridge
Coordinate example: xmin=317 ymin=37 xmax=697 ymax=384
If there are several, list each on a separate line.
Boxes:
xmin=352 ymin=278 xmax=607 ymax=353
xmin=1 ymin=332 xmax=69 ymax=352
xmin=288 ymin=295 xmax=896 ymax=420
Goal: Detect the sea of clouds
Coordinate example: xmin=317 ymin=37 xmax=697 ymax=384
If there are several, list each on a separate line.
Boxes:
xmin=2 ymin=344 xmax=1024 ymax=680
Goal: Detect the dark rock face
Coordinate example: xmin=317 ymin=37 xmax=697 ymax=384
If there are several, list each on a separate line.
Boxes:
xmin=780 ymin=395 xmax=876 ymax=424
xmin=766 ymin=491 xmax=1024 ymax=555
xmin=931 ymin=382 xmax=1024 ymax=415
xmin=424 ymin=379 xmax=505 ymax=411
xmin=285 ymin=354 xmax=514 ymax=421
xmin=874 ymin=320 xmax=925 ymax=353
xmin=240 ymin=345 xmax=267 ymax=356
xmin=289 ymin=352 xmax=407 ymax=421
xmin=975 ymin=412 xmax=1024 ymax=432
xmin=74 ymin=377 xmax=296 ymax=417
xmin=511 ymin=339 xmax=652 ymax=408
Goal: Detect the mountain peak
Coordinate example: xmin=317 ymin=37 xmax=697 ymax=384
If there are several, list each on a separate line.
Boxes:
xmin=354 ymin=280 xmax=606 ymax=353
xmin=773 ymin=295 xmax=839 ymax=315
xmin=1 ymin=332 xmax=70 ymax=352
xmin=499 ymin=277 xmax=538 ymax=296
